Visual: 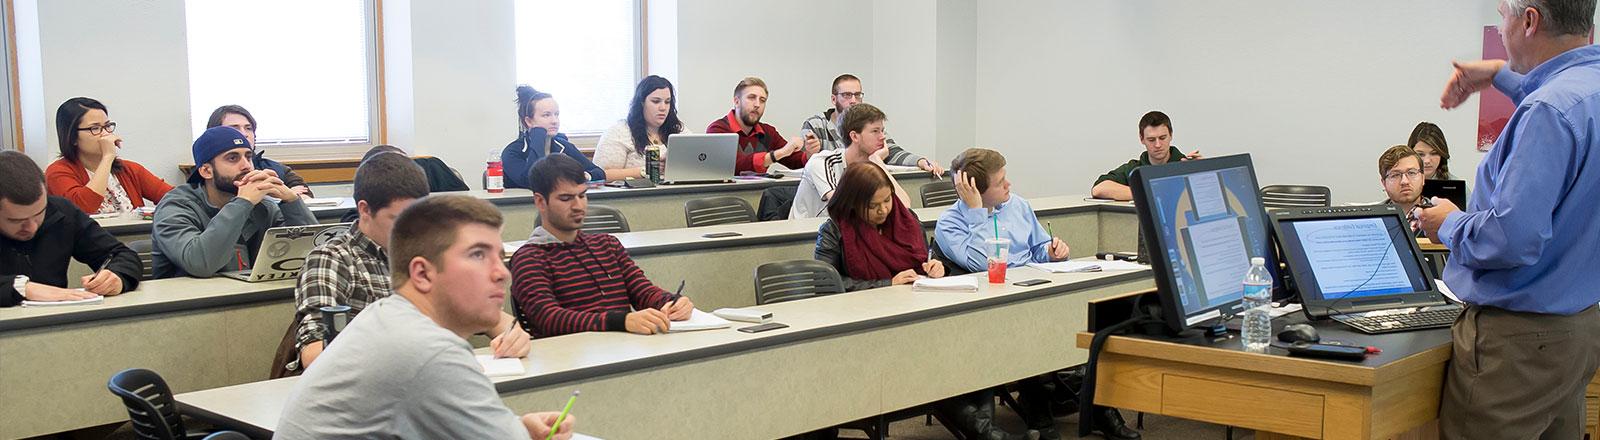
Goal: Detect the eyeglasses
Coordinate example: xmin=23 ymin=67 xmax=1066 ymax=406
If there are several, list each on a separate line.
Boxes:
xmin=834 ymin=92 xmax=865 ymax=99
xmin=1384 ymin=169 xmax=1423 ymax=182
xmin=77 ymin=121 xmax=117 ymax=136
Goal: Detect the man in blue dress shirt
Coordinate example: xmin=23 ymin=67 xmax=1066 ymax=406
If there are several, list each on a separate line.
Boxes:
xmin=1422 ymin=1 xmax=1600 ymax=438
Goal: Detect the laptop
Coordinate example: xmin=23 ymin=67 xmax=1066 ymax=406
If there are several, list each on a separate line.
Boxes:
xmin=1422 ymin=179 xmax=1467 ymax=209
xmin=1268 ymin=205 xmax=1461 ymax=334
xmin=221 ymin=223 xmax=352 ymax=282
xmin=660 ymin=133 xmax=736 ymax=185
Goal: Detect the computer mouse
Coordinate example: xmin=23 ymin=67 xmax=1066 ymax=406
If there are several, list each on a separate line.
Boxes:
xmin=1277 ymin=323 xmax=1320 ymax=344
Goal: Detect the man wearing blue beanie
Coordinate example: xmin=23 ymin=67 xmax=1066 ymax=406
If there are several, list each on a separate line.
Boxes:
xmin=151 ymin=126 xmax=316 ymax=278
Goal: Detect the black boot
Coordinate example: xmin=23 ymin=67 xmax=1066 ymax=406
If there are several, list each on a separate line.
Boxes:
xmin=1016 ymin=378 xmax=1062 ymax=440
xmin=1089 ymin=407 xmax=1140 ymax=440
xmin=940 ymin=392 xmax=1039 ymax=440
xmin=1048 ymin=368 xmax=1084 ymax=417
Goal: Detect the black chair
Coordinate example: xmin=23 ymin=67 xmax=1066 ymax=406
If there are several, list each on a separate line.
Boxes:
xmin=1260 ymin=185 xmax=1332 ymax=208
xmin=685 ymin=196 xmax=756 ymax=228
xmin=754 ymin=260 xmax=845 ymax=305
xmin=107 ymin=368 xmax=206 ymax=440
xmin=580 ymin=204 xmax=630 ymax=234
xmin=128 ymin=239 xmax=155 ymax=281
xmin=757 ymin=186 xmax=797 ymax=221
xmin=920 ymin=180 xmax=959 ymax=208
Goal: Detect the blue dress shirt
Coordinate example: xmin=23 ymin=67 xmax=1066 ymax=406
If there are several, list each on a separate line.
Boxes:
xmin=935 ymin=194 xmax=1055 ymax=273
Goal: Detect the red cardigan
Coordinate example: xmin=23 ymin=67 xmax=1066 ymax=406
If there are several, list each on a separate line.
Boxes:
xmin=46 ymin=158 xmax=174 ymax=213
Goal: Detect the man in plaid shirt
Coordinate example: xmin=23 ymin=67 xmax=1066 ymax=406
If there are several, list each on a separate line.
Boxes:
xmin=289 ymin=152 xmax=531 ymax=371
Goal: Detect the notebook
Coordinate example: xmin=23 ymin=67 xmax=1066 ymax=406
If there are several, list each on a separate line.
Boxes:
xmin=1093 ymin=260 xmax=1149 ymax=271
xmin=475 ymin=354 xmax=526 ymax=377
xmin=669 ymin=309 xmax=733 ymax=332
xmin=1026 ymin=261 xmax=1102 ymax=273
xmin=22 ymin=292 xmax=104 ymax=307
xmin=912 ymin=276 xmax=980 ymax=292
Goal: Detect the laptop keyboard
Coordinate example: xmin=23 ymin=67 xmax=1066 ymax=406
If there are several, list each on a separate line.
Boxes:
xmin=1332 ymin=305 xmax=1463 ymax=334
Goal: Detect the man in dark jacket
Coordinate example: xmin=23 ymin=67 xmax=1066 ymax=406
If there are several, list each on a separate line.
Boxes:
xmin=0 ymin=151 xmax=140 ymax=307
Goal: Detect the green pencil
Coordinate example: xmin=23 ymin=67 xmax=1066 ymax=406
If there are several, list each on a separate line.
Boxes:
xmin=545 ymin=390 xmax=580 ymax=440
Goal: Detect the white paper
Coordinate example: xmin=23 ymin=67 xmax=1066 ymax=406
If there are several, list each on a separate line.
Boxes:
xmin=1185 ymin=216 xmax=1250 ymax=301
xmin=1095 ymin=260 xmax=1150 ymax=271
xmin=300 ymin=197 xmax=344 ymax=207
xmin=571 ymin=434 xmax=603 ymax=440
xmin=504 ymin=241 xmax=526 ymax=255
xmin=1436 ymin=278 xmax=1459 ymax=303
xmin=22 ymin=292 xmax=104 ymax=307
xmin=1026 ymin=261 xmax=1101 ymax=273
xmin=475 ymin=355 xmax=526 ymax=377
xmin=1186 ymin=172 xmax=1228 ymax=220
xmin=669 ymin=309 xmax=733 ymax=332
xmin=1294 ymin=217 xmax=1412 ymax=298
xmin=912 ymin=276 xmax=980 ymax=292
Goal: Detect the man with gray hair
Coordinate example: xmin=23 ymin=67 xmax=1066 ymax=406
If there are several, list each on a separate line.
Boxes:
xmin=1423 ymin=0 xmax=1600 ymax=438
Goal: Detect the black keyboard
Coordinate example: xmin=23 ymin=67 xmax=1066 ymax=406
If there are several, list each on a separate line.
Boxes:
xmin=1332 ymin=305 xmax=1463 ymax=334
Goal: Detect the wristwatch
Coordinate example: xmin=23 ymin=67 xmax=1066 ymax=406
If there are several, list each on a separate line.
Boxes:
xmin=13 ymin=275 xmax=28 ymax=300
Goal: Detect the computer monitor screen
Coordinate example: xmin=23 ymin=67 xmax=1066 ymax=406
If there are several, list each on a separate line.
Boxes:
xmin=1130 ymin=154 xmax=1278 ymax=331
xmin=1269 ymin=205 xmax=1441 ymax=317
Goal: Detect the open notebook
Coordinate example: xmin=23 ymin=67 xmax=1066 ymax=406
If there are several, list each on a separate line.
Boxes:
xmin=670 ymin=309 xmax=733 ymax=332
xmin=912 ymin=275 xmax=980 ymax=292
xmin=475 ymin=354 xmax=526 ymax=377
xmin=22 ymin=292 xmax=104 ymax=307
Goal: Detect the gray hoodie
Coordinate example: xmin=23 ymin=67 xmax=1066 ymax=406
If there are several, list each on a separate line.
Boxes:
xmin=150 ymin=184 xmax=317 ymax=278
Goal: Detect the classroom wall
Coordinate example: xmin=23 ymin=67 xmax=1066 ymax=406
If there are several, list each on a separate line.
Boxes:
xmin=974 ymin=1 xmax=1517 ymax=204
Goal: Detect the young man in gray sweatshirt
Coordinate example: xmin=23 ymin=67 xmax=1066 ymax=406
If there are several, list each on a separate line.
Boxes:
xmin=151 ymin=125 xmax=316 ymax=278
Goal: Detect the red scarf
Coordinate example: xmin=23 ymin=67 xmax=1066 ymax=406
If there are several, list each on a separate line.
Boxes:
xmin=839 ymin=196 xmax=928 ymax=280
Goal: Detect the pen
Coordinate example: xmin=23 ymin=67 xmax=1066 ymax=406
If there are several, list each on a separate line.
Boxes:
xmin=1046 ymin=221 xmax=1058 ymax=253
xmin=545 ymin=390 xmax=579 ymax=440
xmin=669 ymin=280 xmax=685 ymax=303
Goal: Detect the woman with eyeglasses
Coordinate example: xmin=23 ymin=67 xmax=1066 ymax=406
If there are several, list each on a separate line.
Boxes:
xmin=45 ymin=97 xmax=173 ymax=215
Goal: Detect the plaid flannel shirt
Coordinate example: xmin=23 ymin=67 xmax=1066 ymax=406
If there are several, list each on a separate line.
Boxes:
xmin=293 ymin=225 xmax=393 ymax=351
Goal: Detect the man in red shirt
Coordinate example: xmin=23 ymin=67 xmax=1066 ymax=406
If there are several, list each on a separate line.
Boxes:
xmin=706 ymin=76 xmax=821 ymax=174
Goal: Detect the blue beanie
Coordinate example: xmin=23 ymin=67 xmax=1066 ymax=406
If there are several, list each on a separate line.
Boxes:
xmin=188 ymin=126 xmax=252 ymax=184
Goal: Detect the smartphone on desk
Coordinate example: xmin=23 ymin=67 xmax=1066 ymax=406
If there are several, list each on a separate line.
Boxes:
xmin=738 ymin=322 xmax=788 ymax=333
xmin=702 ymin=232 xmax=742 ymax=238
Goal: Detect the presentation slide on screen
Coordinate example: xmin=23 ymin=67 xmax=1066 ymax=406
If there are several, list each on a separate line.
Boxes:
xmin=1293 ymin=218 xmax=1412 ymax=298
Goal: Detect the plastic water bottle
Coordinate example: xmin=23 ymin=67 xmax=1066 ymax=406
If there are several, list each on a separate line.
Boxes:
xmin=485 ymin=149 xmax=505 ymax=193
xmin=1241 ymin=257 xmax=1273 ymax=352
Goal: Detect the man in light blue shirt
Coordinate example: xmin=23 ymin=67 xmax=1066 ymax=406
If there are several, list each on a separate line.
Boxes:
xmin=935 ymin=148 xmax=1141 ymax=440
xmin=1420 ymin=1 xmax=1600 ymax=438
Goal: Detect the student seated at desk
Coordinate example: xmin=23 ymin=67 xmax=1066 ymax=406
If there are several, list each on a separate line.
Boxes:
xmin=1089 ymin=111 xmax=1201 ymax=201
xmin=150 ymin=126 xmax=317 ymax=278
xmin=791 ymin=103 xmax=911 ymax=219
xmin=1377 ymin=145 xmax=1427 ymax=237
xmin=501 ymin=86 xmax=607 ymax=189
xmin=206 ymin=104 xmax=313 ymax=197
xmin=1408 ymin=121 xmax=1455 ymax=180
xmin=592 ymin=75 xmax=693 ymax=181
xmin=936 ymin=148 xmax=1140 ymax=440
xmin=707 ymin=76 xmax=822 ymax=174
xmin=289 ymin=153 xmax=530 ymax=373
xmin=1 ymin=151 xmax=140 ymax=306
xmin=45 ymin=97 xmax=173 ymax=215
xmin=510 ymin=155 xmax=694 ymax=337
xmin=800 ymin=74 xmax=944 ymax=177
xmin=276 ymin=195 xmax=573 ymax=440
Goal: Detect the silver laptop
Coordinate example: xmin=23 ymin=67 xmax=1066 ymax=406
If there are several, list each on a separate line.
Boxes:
xmin=222 ymin=223 xmax=352 ymax=282
xmin=661 ymin=133 xmax=736 ymax=185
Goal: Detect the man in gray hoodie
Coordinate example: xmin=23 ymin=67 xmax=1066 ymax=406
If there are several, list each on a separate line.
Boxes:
xmin=151 ymin=126 xmax=316 ymax=278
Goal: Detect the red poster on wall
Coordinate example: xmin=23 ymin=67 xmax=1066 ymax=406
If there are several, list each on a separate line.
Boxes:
xmin=1478 ymin=26 xmax=1514 ymax=152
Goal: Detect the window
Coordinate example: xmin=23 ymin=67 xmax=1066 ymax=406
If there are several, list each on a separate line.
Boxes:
xmin=514 ymin=0 xmax=642 ymax=137
xmin=0 ymin=1 xmax=17 ymax=151
xmin=185 ymin=0 xmax=379 ymax=149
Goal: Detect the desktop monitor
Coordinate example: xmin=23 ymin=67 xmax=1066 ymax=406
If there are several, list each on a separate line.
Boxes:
xmin=1129 ymin=154 xmax=1280 ymax=333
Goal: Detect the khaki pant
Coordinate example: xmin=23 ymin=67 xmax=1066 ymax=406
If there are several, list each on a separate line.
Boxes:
xmin=1440 ymin=305 xmax=1600 ymax=440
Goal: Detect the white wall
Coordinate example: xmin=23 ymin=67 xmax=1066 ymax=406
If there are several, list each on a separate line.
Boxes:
xmin=975 ymin=1 xmax=1509 ymax=203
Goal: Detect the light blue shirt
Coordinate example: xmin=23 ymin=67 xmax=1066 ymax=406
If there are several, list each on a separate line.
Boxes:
xmin=935 ymin=194 xmax=1055 ymax=273
xmin=1438 ymin=45 xmax=1600 ymax=315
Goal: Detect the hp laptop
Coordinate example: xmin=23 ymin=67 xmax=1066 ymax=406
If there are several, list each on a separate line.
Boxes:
xmin=222 ymin=223 xmax=352 ymax=282
xmin=1268 ymin=205 xmax=1460 ymax=334
xmin=661 ymin=133 xmax=736 ymax=185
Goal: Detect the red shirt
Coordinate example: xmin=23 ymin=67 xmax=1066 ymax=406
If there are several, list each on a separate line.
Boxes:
xmin=46 ymin=158 xmax=174 ymax=213
xmin=706 ymin=110 xmax=808 ymax=173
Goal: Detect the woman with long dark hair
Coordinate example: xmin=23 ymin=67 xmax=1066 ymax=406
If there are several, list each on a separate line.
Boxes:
xmin=45 ymin=97 xmax=173 ymax=214
xmin=593 ymin=75 xmax=690 ymax=180
xmin=1408 ymin=121 xmax=1453 ymax=180
xmin=501 ymin=86 xmax=607 ymax=189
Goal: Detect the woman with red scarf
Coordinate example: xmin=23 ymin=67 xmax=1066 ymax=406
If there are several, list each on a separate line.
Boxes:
xmin=813 ymin=162 xmax=1035 ymax=440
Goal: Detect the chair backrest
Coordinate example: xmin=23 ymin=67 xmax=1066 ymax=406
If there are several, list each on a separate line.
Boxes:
xmin=754 ymin=260 xmax=846 ymax=305
xmin=107 ymin=368 xmax=185 ymax=440
xmin=202 ymin=431 xmax=250 ymax=440
xmin=1260 ymin=185 xmax=1332 ymax=208
xmin=927 ymin=236 xmax=971 ymax=276
xmin=582 ymin=204 xmax=630 ymax=234
xmin=920 ymin=180 xmax=959 ymax=208
xmin=127 ymin=239 xmax=155 ymax=281
xmin=756 ymin=186 xmax=798 ymax=221
xmin=684 ymin=196 xmax=756 ymax=228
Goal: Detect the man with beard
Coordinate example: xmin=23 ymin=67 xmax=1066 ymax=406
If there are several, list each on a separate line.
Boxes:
xmin=510 ymin=155 xmax=695 ymax=337
xmin=151 ymin=126 xmax=316 ymax=278
xmin=799 ymin=74 xmax=943 ymax=177
xmin=707 ymin=76 xmax=821 ymax=174
xmin=1376 ymin=145 xmax=1427 ymax=236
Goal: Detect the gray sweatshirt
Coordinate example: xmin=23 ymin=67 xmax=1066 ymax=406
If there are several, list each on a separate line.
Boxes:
xmin=150 ymin=184 xmax=317 ymax=278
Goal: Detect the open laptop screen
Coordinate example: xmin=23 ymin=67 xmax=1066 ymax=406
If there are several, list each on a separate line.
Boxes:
xmin=1270 ymin=206 xmax=1443 ymax=317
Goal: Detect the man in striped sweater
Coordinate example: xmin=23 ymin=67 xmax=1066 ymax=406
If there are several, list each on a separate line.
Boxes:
xmin=510 ymin=154 xmax=695 ymax=337
xmin=798 ymin=74 xmax=944 ymax=178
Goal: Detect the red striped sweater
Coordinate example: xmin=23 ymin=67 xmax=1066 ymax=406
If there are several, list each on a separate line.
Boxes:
xmin=510 ymin=230 xmax=672 ymax=337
